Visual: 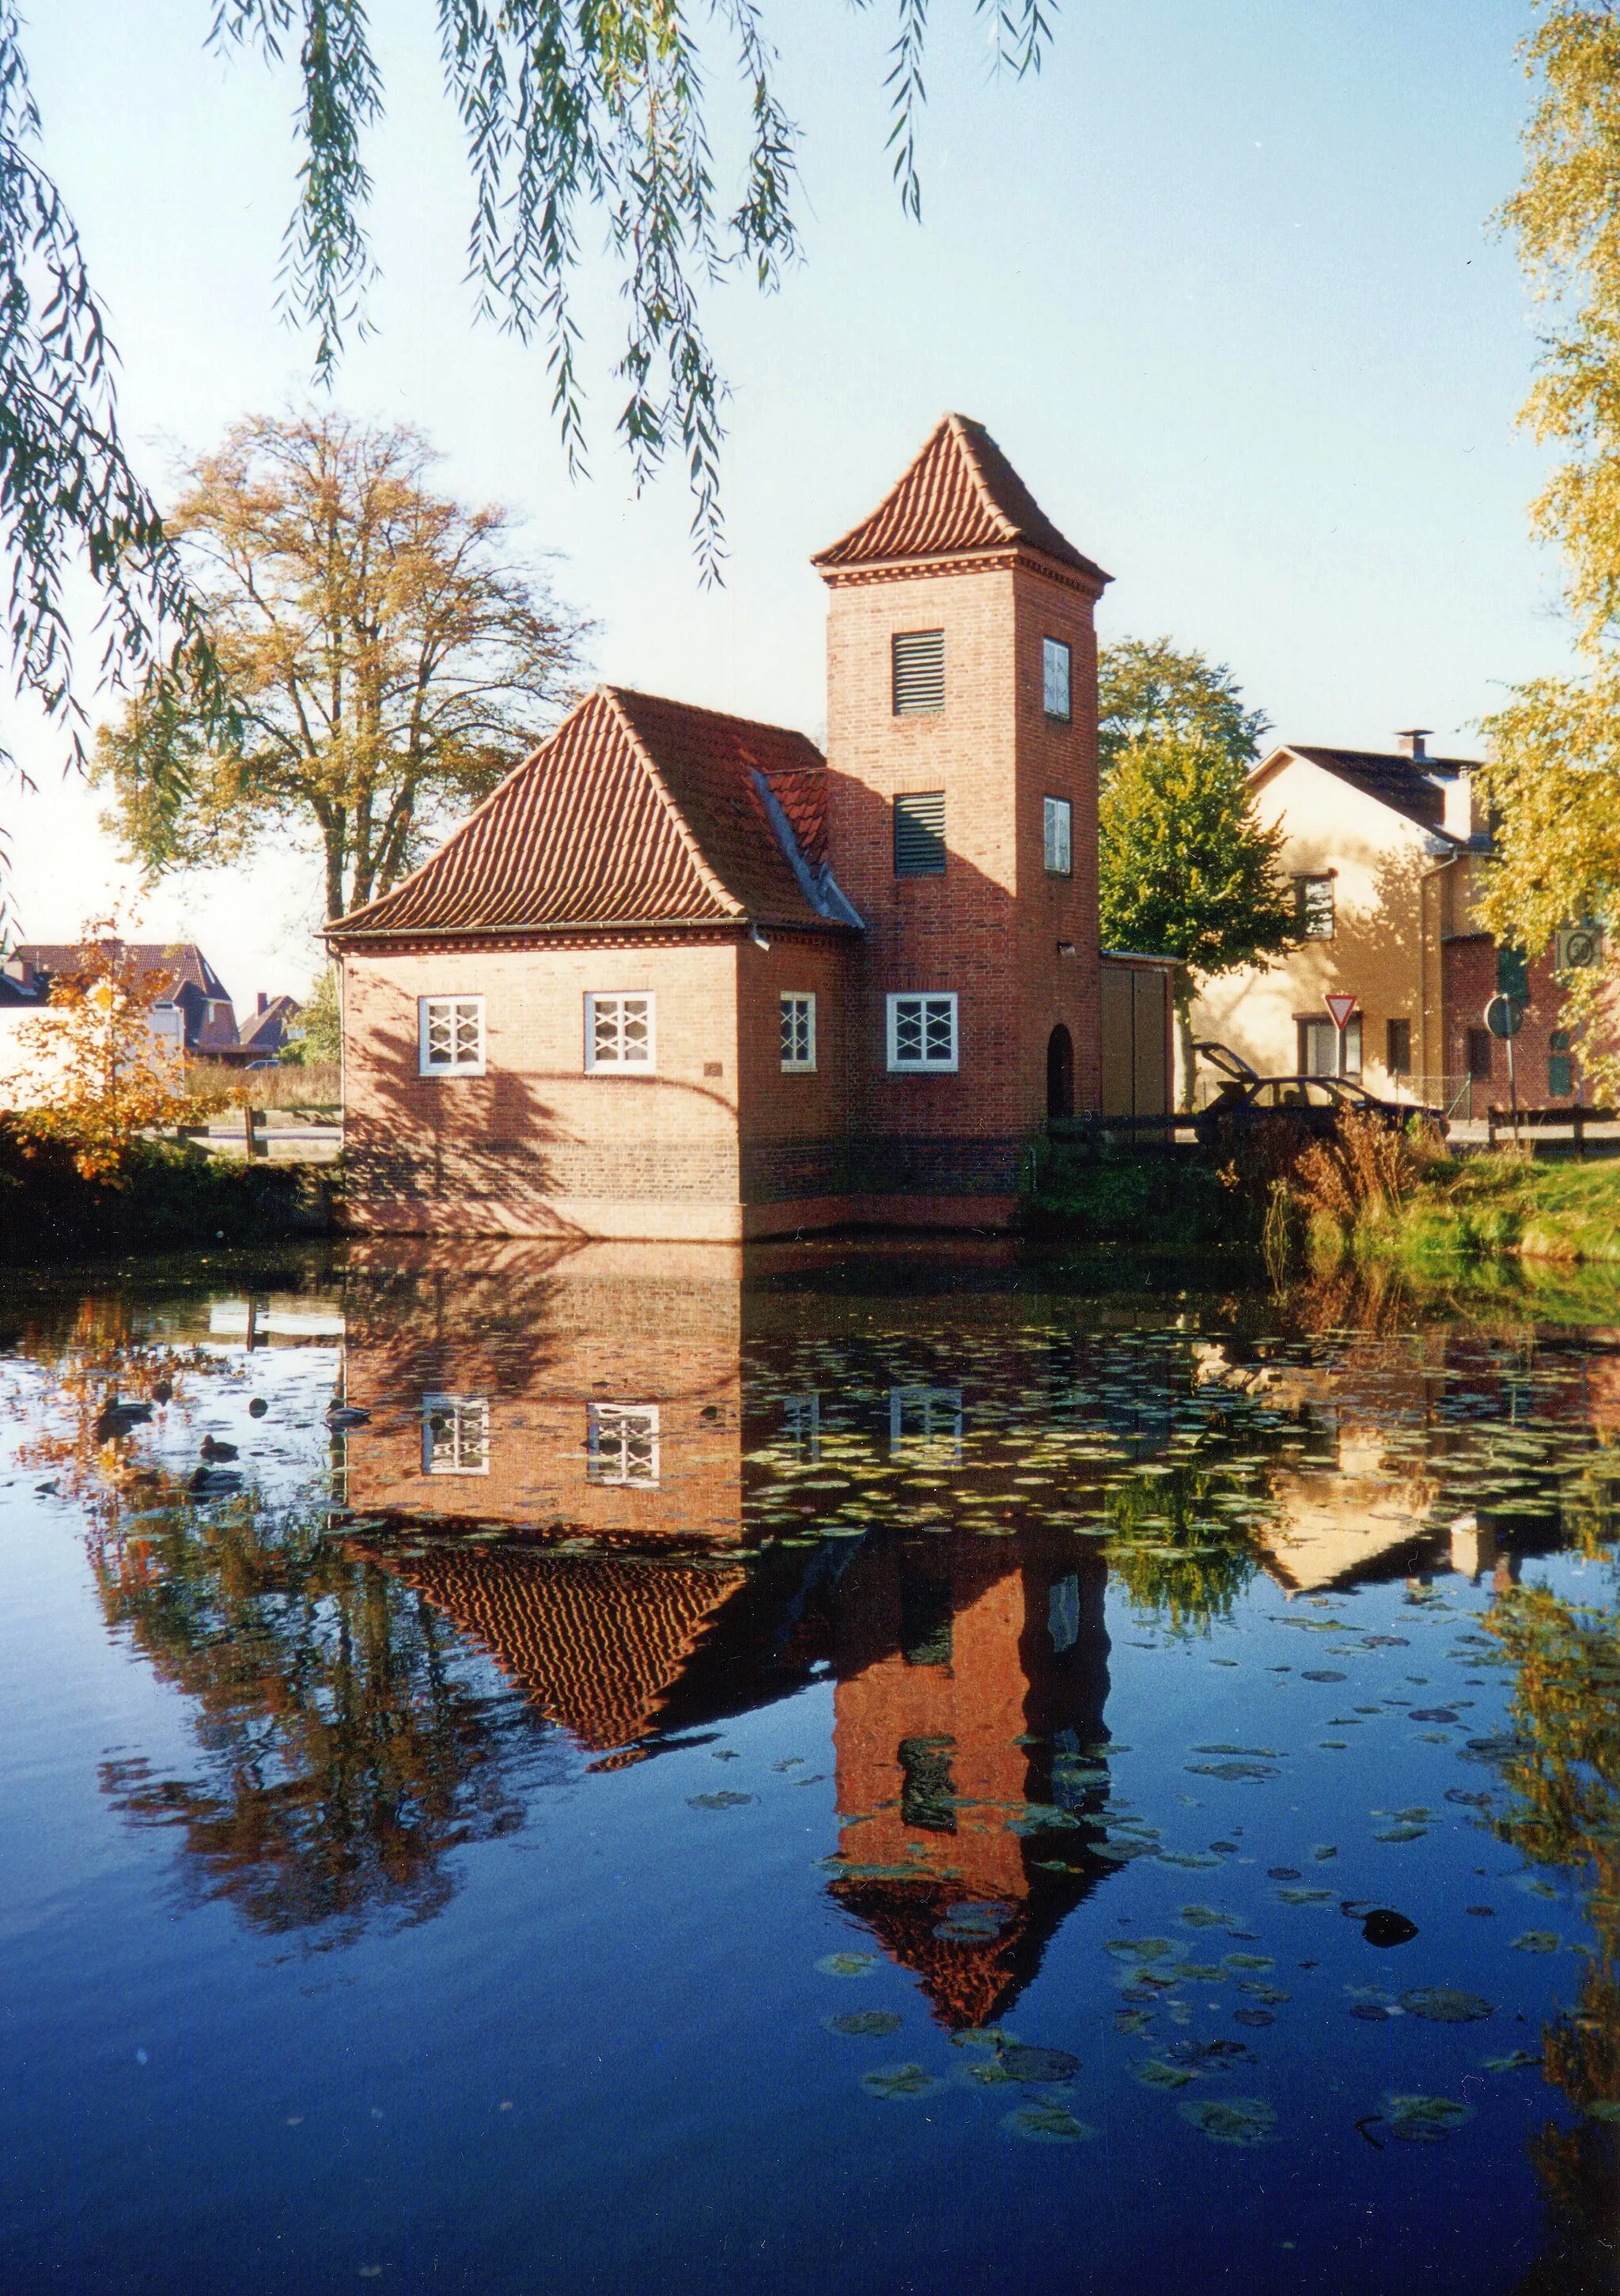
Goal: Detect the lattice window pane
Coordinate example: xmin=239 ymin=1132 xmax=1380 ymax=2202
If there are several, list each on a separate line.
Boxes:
xmin=781 ymin=994 xmax=815 ymax=1070
xmin=587 ymin=1403 xmax=660 ymax=1487
xmin=588 ymin=993 xmax=656 ymax=1069
xmin=421 ymin=996 xmax=484 ymax=1074
xmin=1043 ymin=637 xmax=1072 ymax=721
xmin=923 ymin=999 xmax=954 ymax=1061
xmin=423 ymin=1395 xmax=490 ymax=1473
xmin=1044 ymin=796 xmax=1073 ymax=876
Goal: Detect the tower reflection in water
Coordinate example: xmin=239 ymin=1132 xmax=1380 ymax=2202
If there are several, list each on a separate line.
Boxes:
xmin=339 ymin=1240 xmax=1117 ymax=2026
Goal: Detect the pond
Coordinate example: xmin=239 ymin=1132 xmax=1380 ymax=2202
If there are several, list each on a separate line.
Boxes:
xmin=1 ymin=1237 xmax=1615 ymax=2295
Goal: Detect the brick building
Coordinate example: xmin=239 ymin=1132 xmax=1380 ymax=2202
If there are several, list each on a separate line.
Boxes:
xmin=327 ymin=416 xmax=1171 ymax=1241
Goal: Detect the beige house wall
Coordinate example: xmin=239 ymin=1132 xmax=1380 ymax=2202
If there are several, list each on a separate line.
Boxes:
xmin=1189 ymin=753 xmax=1463 ymax=1102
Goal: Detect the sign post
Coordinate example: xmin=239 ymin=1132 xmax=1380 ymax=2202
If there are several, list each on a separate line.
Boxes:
xmin=1323 ymin=993 xmax=1358 ymax=1081
xmin=1485 ymin=993 xmax=1526 ymax=1148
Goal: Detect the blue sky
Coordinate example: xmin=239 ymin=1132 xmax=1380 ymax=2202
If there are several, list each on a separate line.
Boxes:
xmin=10 ymin=0 xmax=1562 ymax=999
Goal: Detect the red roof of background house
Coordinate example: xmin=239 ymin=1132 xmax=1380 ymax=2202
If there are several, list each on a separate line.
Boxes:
xmin=1262 ymin=745 xmax=1481 ymax=836
xmin=14 ymin=940 xmax=229 ymax=1000
xmin=812 ymin=412 xmax=1110 ymax=584
xmin=326 ymin=687 xmax=852 ymax=940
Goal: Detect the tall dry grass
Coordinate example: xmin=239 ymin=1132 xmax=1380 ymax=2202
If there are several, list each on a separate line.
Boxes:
xmin=183 ymin=1060 xmax=341 ymax=1111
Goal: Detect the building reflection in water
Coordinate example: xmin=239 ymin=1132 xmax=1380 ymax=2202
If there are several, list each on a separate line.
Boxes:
xmin=339 ymin=1240 xmax=1118 ymax=2022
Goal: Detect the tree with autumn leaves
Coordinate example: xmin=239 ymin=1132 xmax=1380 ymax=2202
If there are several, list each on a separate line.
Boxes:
xmin=95 ymin=414 xmax=589 ymax=927
xmin=11 ymin=932 xmax=201 ymax=1182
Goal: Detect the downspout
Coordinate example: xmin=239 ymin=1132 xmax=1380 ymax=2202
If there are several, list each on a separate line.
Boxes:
xmin=1418 ymin=853 xmax=1461 ymax=1100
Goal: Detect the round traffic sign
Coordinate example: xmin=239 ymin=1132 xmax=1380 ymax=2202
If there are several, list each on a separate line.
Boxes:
xmin=1485 ymin=994 xmax=1524 ymax=1039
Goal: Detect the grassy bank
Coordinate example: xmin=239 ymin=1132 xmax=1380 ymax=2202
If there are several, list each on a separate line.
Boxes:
xmin=1298 ymin=1140 xmax=1620 ymax=1278
xmin=0 ymin=1122 xmax=335 ymax=1261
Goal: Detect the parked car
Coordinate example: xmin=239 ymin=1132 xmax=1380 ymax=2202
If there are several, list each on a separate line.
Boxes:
xmin=1193 ymin=1068 xmax=1448 ymax=1150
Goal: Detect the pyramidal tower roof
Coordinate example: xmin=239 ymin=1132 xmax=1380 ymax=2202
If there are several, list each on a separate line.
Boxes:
xmin=812 ymin=413 xmax=1109 ymax=584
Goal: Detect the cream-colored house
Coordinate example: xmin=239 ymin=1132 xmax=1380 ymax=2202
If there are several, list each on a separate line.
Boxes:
xmin=1190 ymin=732 xmax=1506 ymax=1112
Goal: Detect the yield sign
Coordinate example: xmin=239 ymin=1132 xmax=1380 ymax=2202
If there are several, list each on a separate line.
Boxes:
xmin=1324 ymin=993 xmax=1358 ymax=1031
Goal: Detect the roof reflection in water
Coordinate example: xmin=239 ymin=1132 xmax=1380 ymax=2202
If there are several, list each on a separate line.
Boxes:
xmin=338 ymin=1239 xmax=1119 ymax=2025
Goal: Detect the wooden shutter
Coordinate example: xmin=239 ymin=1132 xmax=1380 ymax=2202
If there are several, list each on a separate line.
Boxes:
xmin=893 ymin=790 xmax=946 ymax=876
xmin=891 ymin=629 xmax=944 ymax=713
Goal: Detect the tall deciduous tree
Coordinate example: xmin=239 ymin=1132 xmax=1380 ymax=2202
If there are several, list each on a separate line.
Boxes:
xmin=1478 ymin=5 xmax=1620 ymax=1091
xmin=12 ymin=929 xmax=202 ymax=1182
xmin=1098 ymin=638 xmax=1271 ymax=781
xmin=95 ymin=414 xmax=589 ymax=925
xmin=1099 ymin=736 xmax=1295 ymax=1104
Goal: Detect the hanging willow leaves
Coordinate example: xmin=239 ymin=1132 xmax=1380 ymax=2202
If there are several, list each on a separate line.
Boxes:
xmin=0 ymin=4 xmax=227 ymax=831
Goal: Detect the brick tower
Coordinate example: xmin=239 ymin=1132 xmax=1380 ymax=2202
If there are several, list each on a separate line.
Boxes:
xmin=812 ymin=414 xmax=1109 ymax=1215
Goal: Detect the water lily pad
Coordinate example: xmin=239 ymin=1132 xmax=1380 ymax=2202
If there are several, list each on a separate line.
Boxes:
xmin=1004 ymin=2104 xmax=1096 ymax=2143
xmin=823 ymin=2011 xmax=903 ymax=2038
xmin=1225 ymin=1954 xmax=1274 ymax=1971
xmin=948 ymin=2027 xmax=1009 ymax=2052
xmin=1401 ymin=1988 xmax=1493 ymax=2023
xmin=1179 ymin=1964 xmax=1228 ymax=1983
xmin=1278 ymin=1887 xmax=1334 ymax=1905
xmin=1386 ymin=2093 xmax=1474 ymax=2143
xmin=1134 ymin=2057 xmax=1194 ymax=2090
xmin=1301 ymin=1670 xmax=1347 ymax=1683
xmin=1483 ymin=2051 xmax=1542 ymax=2072
xmin=861 ymin=2062 xmax=942 ymax=2101
xmin=967 ymin=2058 xmax=1022 ymax=2086
xmin=1375 ymin=1823 xmax=1428 ymax=1844
xmin=1589 ymin=2101 xmax=1620 ymax=2124
xmin=1512 ymin=1931 xmax=1560 ymax=1954
xmin=1232 ymin=2008 xmax=1274 ymax=2028
xmin=1106 ymin=1936 xmax=1173 ymax=1962
xmin=998 ymin=2044 xmax=1080 ymax=2083
xmin=687 ymin=1791 xmax=755 ymax=1810
xmin=817 ymin=1953 xmax=877 ymax=1978
xmin=1179 ymin=1905 xmax=1232 ymax=1929
xmin=1178 ymin=2097 xmax=1277 ymax=2146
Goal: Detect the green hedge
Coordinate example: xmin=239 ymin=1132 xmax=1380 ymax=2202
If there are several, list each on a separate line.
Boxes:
xmin=0 ymin=1120 xmax=335 ymax=1260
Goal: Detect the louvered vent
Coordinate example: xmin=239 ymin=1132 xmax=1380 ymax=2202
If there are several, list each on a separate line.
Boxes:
xmin=893 ymin=790 xmax=946 ymax=876
xmin=891 ymin=628 xmax=944 ymax=714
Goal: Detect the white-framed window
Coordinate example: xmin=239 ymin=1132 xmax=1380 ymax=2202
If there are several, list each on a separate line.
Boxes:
xmin=587 ymin=1403 xmax=660 ymax=1487
xmin=780 ymin=992 xmax=817 ymax=1072
xmin=1293 ymin=876 xmax=1335 ymax=940
xmin=889 ymin=1386 xmax=963 ymax=1466
xmin=1043 ymin=637 xmax=1072 ymax=722
xmin=1043 ymin=796 xmax=1073 ymax=876
xmin=886 ymin=992 xmax=958 ymax=1073
xmin=422 ymin=1394 xmax=490 ymax=1475
xmin=585 ymin=993 xmax=655 ymax=1072
xmin=418 ymin=995 xmax=485 ymax=1076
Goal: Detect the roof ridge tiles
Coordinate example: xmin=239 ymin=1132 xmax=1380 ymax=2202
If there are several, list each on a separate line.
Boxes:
xmin=811 ymin=411 xmax=1109 ymax=584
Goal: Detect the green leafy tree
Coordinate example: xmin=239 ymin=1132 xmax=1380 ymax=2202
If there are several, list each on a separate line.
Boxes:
xmin=1099 ymin=736 xmax=1295 ymax=1105
xmin=1098 ymin=638 xmax=1271 ymax=781
xmin=1477 ymin=6 xmax=1620 ymax=1092
xmin=284 ymin=966 xmax=340 ymax=1066
xmin=94 ymin=413 xmax=589 ymax=925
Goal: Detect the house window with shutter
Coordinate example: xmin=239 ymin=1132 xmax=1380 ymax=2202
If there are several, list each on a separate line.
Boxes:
xmin=1043 ymin=637 xmax=1072 ymax=721
xmin=780 ymin=993 xmax=816 ymax=1072
xmin=585 ymin=993 xmax=656 ymax=1071
xmin=418 ymin=996 xmax=485 ymax=1076
xmin=1293 ymin=876 xmax=1334 ymax=940
xmin=892 ymin=629 xmax=944 ymax=714
xmin=1549 ymin=1031 xmax=1574 ymax=1098
xmin=894 ymin=791 xmax=946 ymax=876
xmin=1044 ymin=796 xmax=1073 ymax=876
xmin=887 ymin=992 xmax=958 ymax=1072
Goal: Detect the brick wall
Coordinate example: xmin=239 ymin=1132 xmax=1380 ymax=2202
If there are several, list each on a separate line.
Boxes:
xmin=821 ymin=552 xmax=1103 ymax=1143
xmin=1444 ymin=934 xmax=1604 ymax=1115
xmin=339 ymin=1239 xmax=747 ymax=1538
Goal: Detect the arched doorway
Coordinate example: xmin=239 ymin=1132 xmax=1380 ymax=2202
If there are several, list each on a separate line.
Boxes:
xmin=1047 ymin=1024 xmax=1074 ymax=1121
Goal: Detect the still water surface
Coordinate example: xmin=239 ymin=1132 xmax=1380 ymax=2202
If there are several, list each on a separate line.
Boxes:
xmin=1 ymin=1240 xmax=1616 ymax=2294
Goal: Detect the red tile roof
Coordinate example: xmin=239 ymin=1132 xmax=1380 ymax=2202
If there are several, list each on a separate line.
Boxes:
xmin=15 ymin=940 xmax=228 ymax=1000
xmin=327 ymin=688 xmax=852 ymax=941
xmin=812 ymin=413 xmax=1109 ymax=584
